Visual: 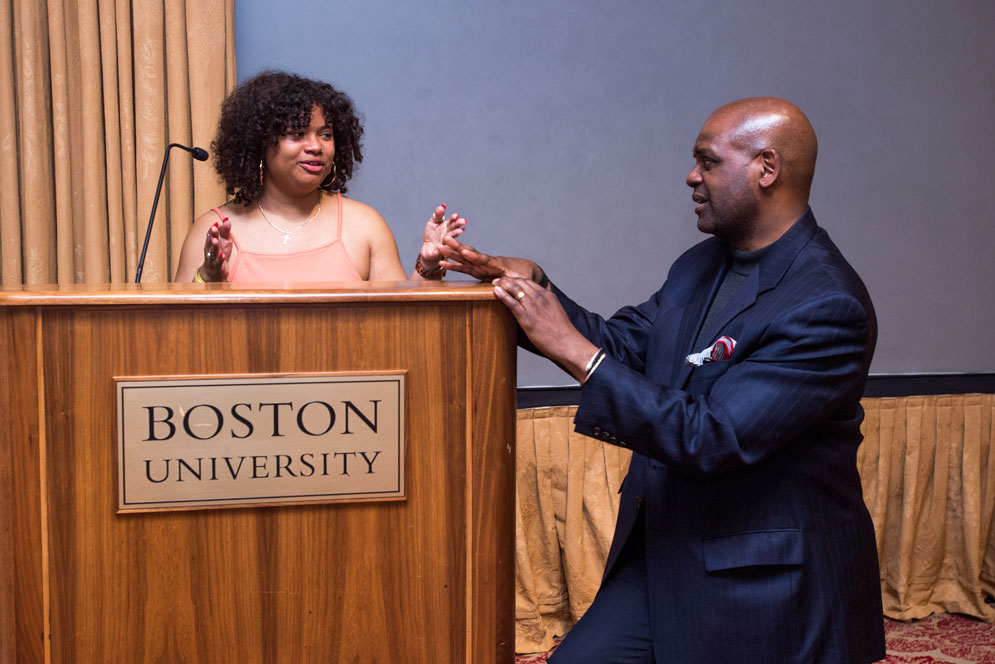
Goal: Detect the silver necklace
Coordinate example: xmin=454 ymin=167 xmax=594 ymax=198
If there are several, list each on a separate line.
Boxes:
xmin=258 ymin=192 xmax=322 ymax=245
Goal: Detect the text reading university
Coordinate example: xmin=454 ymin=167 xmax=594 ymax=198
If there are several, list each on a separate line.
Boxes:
xmin=115 ymin=373 xmax=405 ymax=512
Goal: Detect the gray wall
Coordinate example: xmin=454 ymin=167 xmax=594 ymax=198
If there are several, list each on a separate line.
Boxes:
xmin=234 ymin=0 xmax=995 ymax=387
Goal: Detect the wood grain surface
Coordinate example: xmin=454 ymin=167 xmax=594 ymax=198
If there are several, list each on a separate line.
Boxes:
xmin=468 ymin=302 xmax=518 ymax=662
xmin=0 ymin=308 xmax=46 ymax=664
xmin=0 ymin=284 xmax=516 ymax=663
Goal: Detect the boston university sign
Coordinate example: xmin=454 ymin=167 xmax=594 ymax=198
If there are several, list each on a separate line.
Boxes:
xmin=115 ymin=373 xmax=405 ymax=512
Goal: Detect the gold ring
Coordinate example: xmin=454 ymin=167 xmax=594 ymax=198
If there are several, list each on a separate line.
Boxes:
xmin=515 ymin=291 xmax=526 ymax=301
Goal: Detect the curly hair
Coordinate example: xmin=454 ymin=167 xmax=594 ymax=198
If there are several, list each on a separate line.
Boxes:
xmin=211 ymin=70 xmax=364 ymax=205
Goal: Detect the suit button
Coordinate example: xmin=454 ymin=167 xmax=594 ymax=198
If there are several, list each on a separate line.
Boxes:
xmin=609 ymin=435 xmax=617 ymax=443
xmin=592 ymin=426 xmax=603 ymax=436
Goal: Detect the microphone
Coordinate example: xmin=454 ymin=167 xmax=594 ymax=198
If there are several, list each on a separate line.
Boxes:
xmin=134 ymin=143 xmax=210 ymax=283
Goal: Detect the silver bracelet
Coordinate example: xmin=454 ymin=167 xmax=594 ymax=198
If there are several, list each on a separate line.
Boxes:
xmin=583 ymin=349 xmax=606 ymax=384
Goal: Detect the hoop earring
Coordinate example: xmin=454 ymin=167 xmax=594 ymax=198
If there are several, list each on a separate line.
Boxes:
xmin=323 ymin=162 xmax=338 ymax=189
xmin=259 ymin=159 xmax=265 ymax=187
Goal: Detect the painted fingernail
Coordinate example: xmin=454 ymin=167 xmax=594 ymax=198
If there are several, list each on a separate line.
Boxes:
xmin=219 ymin=252 xmax=224 ymax=260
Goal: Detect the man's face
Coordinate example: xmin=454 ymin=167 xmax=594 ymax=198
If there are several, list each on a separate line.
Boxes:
xmin=686 ymin=115 xmax=760 ymax=244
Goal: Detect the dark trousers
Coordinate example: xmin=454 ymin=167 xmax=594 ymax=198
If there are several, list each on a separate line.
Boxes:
xmin=548 ymin=517 xmax=656 ymax=664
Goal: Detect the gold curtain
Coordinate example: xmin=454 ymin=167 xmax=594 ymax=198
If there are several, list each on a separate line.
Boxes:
xmin=515 ymin=406 xmax=632 ymax=653
xmin=859 ymin=395 xmax=995 ymax=621
xmin=514 ymin=395 xmax=995 ymax=654
xmin=0 ymin=0 xmax=235 ymax=285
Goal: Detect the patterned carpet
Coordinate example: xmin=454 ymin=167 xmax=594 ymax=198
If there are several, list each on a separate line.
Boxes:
xmin=515 ymin=614 xmax=995 ymax=663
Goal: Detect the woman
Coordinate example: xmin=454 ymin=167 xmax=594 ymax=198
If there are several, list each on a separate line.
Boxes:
xmin=175 ymin=71 xmax=463 ymax=283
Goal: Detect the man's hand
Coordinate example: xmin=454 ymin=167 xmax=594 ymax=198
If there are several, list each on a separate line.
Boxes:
xmin=492 ymin=276 xmax=598 ymax=383
xmin=440 ymin=237 xmax=540 ymax=282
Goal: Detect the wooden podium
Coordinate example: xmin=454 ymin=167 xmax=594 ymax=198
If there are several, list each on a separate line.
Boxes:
xmin=0 ymin=282 xmax=517 ymax=663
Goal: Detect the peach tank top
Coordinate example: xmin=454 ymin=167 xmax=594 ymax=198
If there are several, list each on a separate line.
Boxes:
xmin=220 ymin=192 xmax=363 ymax=283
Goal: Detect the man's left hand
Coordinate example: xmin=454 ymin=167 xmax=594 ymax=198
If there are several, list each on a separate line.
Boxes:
xmin=493 ymin=276 xmax=598 ymax=383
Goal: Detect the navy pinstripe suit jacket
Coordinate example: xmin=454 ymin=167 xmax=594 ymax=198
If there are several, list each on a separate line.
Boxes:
xmin=555 ymin=209 xmax=885 ymax=663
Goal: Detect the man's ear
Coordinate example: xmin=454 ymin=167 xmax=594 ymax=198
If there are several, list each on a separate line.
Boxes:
xmin=757 ymin=148 xmax=780 ymax=189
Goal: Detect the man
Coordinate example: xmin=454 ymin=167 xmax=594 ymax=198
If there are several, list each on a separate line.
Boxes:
xmin=440 ymin=98 xmax=886 ymax=663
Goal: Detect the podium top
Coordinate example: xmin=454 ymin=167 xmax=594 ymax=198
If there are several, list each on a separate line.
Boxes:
xmin=0 ymin=280 xmax=499 ymax=307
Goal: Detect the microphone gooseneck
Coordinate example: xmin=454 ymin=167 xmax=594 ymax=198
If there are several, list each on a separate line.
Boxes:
xmin=135 ymin=143 xmax=209 ymax=283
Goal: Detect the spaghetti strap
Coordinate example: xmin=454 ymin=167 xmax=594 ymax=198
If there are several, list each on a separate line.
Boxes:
xmin=210 ymin=207 xmax=228 ymax=223
xmin=335 ymin=192 xmax=343 ymax=240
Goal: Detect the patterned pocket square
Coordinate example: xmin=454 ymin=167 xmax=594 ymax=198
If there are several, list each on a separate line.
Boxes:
xmin=685 ymin=336 xmax=737 ymax=367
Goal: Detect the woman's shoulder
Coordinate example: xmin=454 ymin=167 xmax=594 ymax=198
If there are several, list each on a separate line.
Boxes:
xmin=191 ymin=200 xmax=253 ymax=230
xmin=339 ymin=194 xmax=386 ymax=222
xmin=339 ymin=195 xmax=392 ymax=235
xmin=212 ymin=200 xmax=255 ymax=221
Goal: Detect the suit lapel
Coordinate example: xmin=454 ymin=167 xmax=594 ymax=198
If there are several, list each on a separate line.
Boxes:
xmin=672 ymin=256 xmax=728 ymax=388
xmin=692 ymin=267 xmax=760 ymax=358
xmin=673 ymin=208 xmax=820 ymax=389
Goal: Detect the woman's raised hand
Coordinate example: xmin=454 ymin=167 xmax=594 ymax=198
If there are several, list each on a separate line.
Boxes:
xmin=200 ymin=217 xmax=234 ymax=281
xmin=419 ymin=203 xmax=467 ymax=267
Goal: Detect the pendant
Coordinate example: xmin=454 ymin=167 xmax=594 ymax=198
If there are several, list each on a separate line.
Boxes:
xmin=282 ymin=233 xmax=290 ymax=245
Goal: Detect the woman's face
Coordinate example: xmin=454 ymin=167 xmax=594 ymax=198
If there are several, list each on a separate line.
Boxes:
xmin=263 ymin=105 xmax=335 ymax=195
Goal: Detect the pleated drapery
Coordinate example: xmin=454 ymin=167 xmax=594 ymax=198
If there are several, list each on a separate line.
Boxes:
xmin=514 ymin=395 xmax=995 ymax=653
xmin=0 ymin=0 xmax=235 ymax=284
xmin=515 ymin=406 xmax=631 ymax=653
xmin=859 ymin=395 xmax=995 ymax=621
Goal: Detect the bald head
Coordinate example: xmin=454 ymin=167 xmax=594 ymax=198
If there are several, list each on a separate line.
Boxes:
xmin=703 ymin=97 xmax=818 ymax=201
xmin=687 ymin=98 xmax=819 ymax=250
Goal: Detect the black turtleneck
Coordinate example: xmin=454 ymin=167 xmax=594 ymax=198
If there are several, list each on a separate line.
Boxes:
xmin=692 ymin=244 xmax=771 ymax=351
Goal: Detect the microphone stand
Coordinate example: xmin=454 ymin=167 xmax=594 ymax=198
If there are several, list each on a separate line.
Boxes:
xmin=135 ymin=143 xmax=208 ymax=283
